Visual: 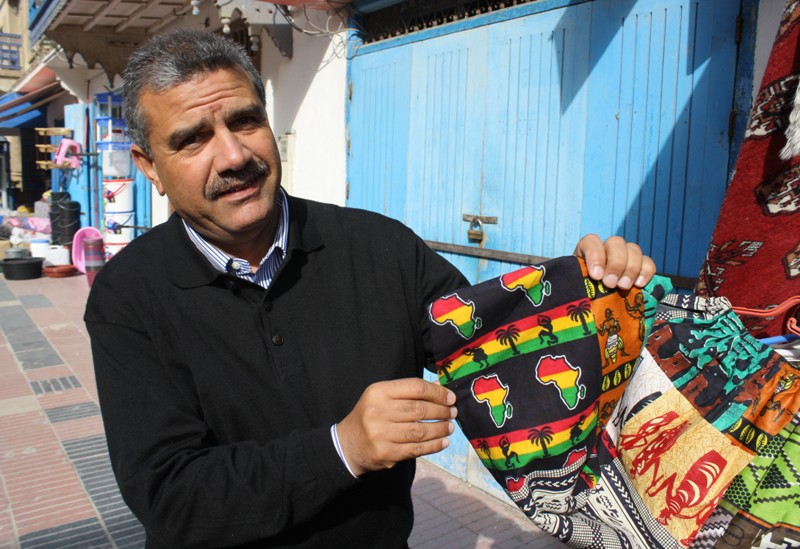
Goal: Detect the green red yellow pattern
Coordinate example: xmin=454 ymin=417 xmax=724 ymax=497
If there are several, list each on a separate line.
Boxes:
xmin=429 ymin=294 xmax=483 ymax=339
xmin=470 ymin=404 xmax=599 ymax=471
xmin=436 ymin=299 xmax=597 ymax=385
xmin=500 ymin=265 xmax=552 ymax=307
xmin=472 ymin=374 xmax=513 ymax=428
xmin=535 ymin=355 xmax=587 ymax=410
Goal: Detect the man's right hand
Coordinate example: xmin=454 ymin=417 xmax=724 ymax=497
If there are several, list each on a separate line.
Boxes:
xmin=336 ymin=378 xmax=457 ymax=476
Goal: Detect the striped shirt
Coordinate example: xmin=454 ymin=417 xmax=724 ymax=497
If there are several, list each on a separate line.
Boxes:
xmin=182 ymin=188 xmax=289 ymax=290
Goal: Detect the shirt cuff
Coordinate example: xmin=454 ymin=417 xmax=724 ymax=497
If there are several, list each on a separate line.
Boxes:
xmin=330 ymin=424 xmax=358 ymax=478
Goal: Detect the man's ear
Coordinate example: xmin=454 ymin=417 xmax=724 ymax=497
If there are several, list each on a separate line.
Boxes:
xmin=131 ymin=144 xmax=165 ymax=196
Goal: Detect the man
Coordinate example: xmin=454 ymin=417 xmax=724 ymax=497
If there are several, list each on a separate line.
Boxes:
xmin=85 ymin=29 xmax=655 ymax=548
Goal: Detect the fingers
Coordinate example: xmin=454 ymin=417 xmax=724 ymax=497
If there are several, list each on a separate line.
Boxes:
xmin=337 ymin=379 xmax=458 ymax=476
xmin=574 ymin=234 xmax=606 ymax=281
xmin=380 ymin=377 xmax=456 ymax=406
xmin=574 ymin=234 xmax=657 ymax=289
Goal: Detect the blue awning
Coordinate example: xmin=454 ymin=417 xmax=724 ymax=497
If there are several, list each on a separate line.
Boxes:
xmin=0 ymin=81 xmax=66 ymax=129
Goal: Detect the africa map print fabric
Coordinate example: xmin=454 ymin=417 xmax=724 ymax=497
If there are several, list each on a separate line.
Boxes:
xmin=426 ymin=256 xmax=800 ymax=548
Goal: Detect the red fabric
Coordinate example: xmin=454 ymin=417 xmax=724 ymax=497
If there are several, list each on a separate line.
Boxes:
xmin=696 ymin=1 xmax=800 ymax=338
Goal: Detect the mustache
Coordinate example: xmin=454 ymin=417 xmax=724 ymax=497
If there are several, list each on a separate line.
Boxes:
xmin=205 ymin=159 xmax=270 ymax=200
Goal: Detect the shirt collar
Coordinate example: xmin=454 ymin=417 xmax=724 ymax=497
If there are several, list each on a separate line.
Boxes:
xmin=182 ymin=187 xmax=289 ymax=276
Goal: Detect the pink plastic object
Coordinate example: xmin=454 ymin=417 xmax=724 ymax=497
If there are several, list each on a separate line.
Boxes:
xmin=54 ymin=139 xmax=82 ymax=169
xmin=72 ymin=226 xmax=104 ymax=273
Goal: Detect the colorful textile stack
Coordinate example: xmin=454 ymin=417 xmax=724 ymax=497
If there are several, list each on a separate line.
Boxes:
xmin=696 ymin=0 xmax=800 ymax=338
xmin=427 ymin=257 xmax=800 ymax=548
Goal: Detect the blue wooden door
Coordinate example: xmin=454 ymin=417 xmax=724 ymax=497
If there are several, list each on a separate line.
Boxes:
xmin=348 ymin=0 xmax=746 ymax=283
xmin=582 ymin=0 xmax=740 ymax=278
xmin=404 ymin=29 xmax=489 ymax=281
xmin=478 ymin=5 xmax=591 ymax=281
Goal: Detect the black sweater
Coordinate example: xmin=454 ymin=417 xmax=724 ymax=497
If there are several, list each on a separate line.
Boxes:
xmin=84 ymin=196 xmax=466 ymax=548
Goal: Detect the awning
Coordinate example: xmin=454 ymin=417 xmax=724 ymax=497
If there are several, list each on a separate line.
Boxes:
xmin=0 ymin=81 xmax=68 ymax=129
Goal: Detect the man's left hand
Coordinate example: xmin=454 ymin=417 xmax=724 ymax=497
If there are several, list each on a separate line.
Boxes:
xmin=574 ymin=234 xmax=656 ymax=290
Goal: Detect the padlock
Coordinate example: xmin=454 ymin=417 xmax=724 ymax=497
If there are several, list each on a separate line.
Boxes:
xmin=467 ymin=217 xmax=484 ymax=242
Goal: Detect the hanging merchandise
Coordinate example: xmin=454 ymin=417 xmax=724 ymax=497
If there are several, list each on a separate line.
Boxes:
xmin=102 ymin=179 xmax=134 ymax=212
xmin=97 ymin=140 xmax=132 ymax=179
xmin=103 ymin=211 xmax=134 ymax=244
xmin=95 ymin=92 xmax=135 ymax=259
xmin=426 ymin=257 xmax=800 ymax=549
xmin=697 ymin=1 xmax=800 ymax=338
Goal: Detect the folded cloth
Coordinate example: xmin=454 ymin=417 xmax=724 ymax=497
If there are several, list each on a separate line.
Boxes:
xmin=426 ymin=256 xmax=800 ymax=549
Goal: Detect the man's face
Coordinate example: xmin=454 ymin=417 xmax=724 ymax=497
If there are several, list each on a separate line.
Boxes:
xmin=131 ymin=67 xmax=281 ymax=249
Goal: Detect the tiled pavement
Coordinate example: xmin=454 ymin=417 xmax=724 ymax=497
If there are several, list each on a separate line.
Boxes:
xmin=0 ymin=271 xmax=564 ymax=549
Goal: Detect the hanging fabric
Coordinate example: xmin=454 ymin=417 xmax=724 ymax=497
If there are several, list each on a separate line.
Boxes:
xmin=427 ymin=257 xmax=800 ymax=548
xmin=696 ymin=0 xmax=800 ymax=339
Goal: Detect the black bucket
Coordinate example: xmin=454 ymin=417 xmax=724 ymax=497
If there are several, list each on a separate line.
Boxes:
xmin=52 ymin=200 xmax=81 ymax=246
xmin=2 ymin=257 xmax=44 ymax=280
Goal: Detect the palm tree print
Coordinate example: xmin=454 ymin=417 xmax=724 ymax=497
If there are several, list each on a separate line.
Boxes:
xmin=527 ymin=425 xmax=555 ymax=457
xmin=495 ymin=325 xmax=522 ymax=355
xmin=477 ymin=439 xmax=494 ymax=469
xmin=440 ymin=359 xmax=453 ymax=383
xmin=567 ymin=300 xmax=593 ymax=336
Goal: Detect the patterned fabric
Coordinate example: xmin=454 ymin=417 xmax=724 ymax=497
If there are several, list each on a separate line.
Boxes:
xmin=426 ymin=256 xmax=800 ymax=549
xmin=696 ymin=0 xmax=800 ymax=338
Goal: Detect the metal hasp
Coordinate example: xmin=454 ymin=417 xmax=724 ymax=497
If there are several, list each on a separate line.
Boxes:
xmin=461 ymin=214 xmax=498 ymax=225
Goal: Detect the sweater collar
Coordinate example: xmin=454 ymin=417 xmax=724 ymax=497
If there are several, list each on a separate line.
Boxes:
xmin=166 ymin=193 xmax=323 ymax=289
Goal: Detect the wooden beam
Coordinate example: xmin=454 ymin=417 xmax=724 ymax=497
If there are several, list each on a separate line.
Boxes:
xmin=83 ymin=0 xmax=128 ymax=31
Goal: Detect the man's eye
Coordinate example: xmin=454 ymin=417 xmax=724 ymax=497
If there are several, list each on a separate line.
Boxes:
xmin=179 ymin=135 xmax=200 ymax=148
xmin=233 ymin=115 xmax=261 ymax=129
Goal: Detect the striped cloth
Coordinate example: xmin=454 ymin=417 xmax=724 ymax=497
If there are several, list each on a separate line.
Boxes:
xmin=182 ymin=188 xmax=289 ymax=290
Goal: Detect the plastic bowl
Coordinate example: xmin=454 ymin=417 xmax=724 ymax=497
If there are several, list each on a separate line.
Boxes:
xmin=43 ymin=264 xmax=77 ymax=278
xmin=2 ymin=257 xmax=44 ymax=280
xmin=71 ymin=226 xmax=104 ymax=273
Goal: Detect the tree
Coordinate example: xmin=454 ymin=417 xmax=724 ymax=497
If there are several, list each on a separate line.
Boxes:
xmin=495 ymin=325 xmax=522 ymax=355
xmin=567 ymin=300 xmax=593 ymax=336
xmin=477 ymin=439 xmax=494 ymax=469
xmin=440 ymin=359 xmax=453 ymax=382
xmin=527 ymin=426 xmax=555 ymax=457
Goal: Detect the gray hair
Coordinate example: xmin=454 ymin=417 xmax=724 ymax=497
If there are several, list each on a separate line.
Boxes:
xmin=123 ymin=29 xmax=266 ymax=157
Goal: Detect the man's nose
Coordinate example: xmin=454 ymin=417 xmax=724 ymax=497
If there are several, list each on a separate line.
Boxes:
xmin=214 ymin=130 xmax=251 ymax=173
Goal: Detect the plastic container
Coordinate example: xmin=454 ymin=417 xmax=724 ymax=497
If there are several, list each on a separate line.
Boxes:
xmin=43 ymin=264 xmax=76 ymax=278
xmin=84 ymin=238 xmax=105 ymax=287
xmin=102 ymin=179 xmax=134 ymax=212
xmin=2 ymin=257 xmax=43 ymax=280
xmin=95 ymin=117 xmax=127 ymax=142
xmin=103 ymin=211 xmax=134 ymax=243
xmin=104 ymin=242 xmax=127 ymax=260
xmin=71 ymin=226 xmax=104 ymax=273
xmin=30 ymin=238 xmax=50 ymax=258
xmin=50 ymin=200 xmax=82 ymax=246
xmin=97 ymin=140 xmax=132 ymax=178
xmin=47 ymin=245 xmax=71 ymax=266
xmin=4 ymin=247 xmax=30 ymax=260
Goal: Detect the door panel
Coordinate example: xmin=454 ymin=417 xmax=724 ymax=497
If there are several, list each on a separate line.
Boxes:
xmin=582 ymin=0 xmax=739 ymax=277
xmin=405 ymin=30 xmax=488 ymax=281
xmin=348 ymin=0 xmax=743 ymax=282
xmin=481 ymin=5 xmax=591 ymax=281
xmin=347 ymin=47 xmax=412 ymax=222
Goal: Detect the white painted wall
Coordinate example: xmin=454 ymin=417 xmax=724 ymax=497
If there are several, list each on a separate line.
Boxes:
xmin=753 ymin=0 xmax=785 ymax=95
xmin=260 ymin=10 xmax=348 ymax=206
